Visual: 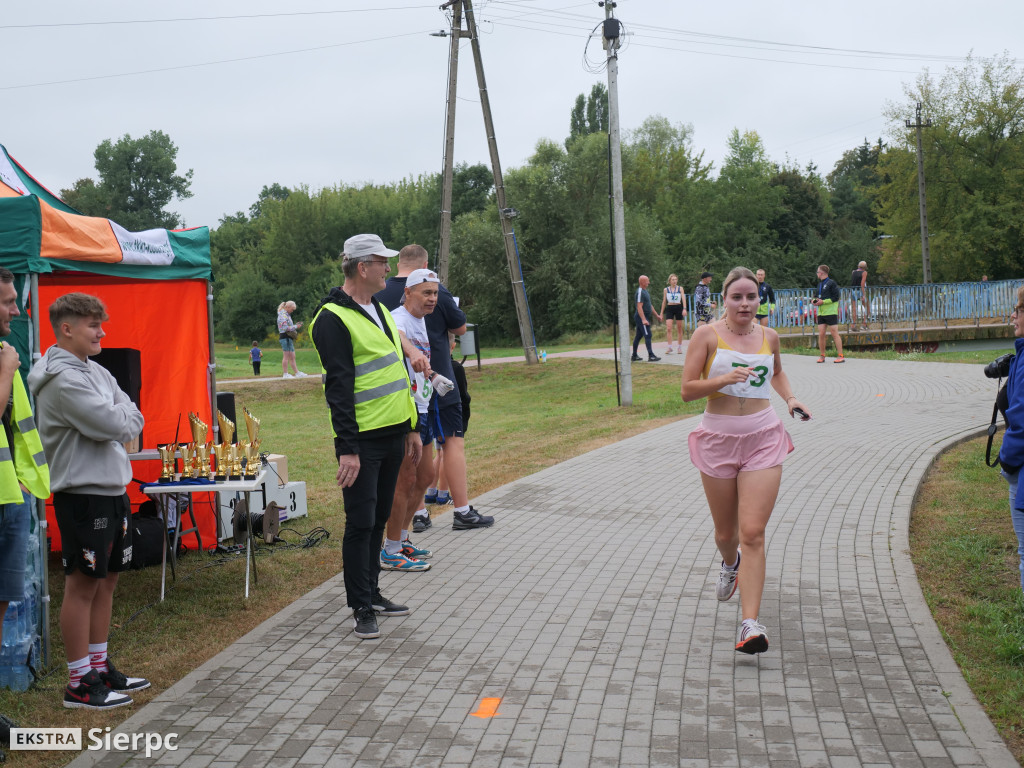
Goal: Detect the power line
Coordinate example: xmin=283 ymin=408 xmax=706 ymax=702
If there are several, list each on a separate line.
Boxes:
xmin=0 ymin=29 xmax=433 ymax=91
xmin=0 ymin=5 xmax=438 ymax=30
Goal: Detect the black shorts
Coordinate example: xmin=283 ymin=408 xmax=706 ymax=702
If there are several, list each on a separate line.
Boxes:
xmin=817 ymin=314 xmax=839 ymax=327
xmin=55 ymin=492 xmax=133 ymax=578
xmin=664 ymin=304 xmax=684 ymax=321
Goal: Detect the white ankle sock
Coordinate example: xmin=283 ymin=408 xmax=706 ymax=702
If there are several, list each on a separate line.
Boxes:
xmin=384 ymin=538 xmax=402 ymax=555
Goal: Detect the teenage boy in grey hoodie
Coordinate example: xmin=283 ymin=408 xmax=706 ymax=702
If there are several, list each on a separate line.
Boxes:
xmin=27 ymin=293 xmax=149 ymax=711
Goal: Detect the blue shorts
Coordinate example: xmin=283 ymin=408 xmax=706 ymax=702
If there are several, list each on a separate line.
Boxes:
xmin=850 ymin=288 xmax=862 ymax=301
xmin=279 ymin=337 xmax=295 ymax=353
xmin=417 ymin=412 xmax=435 ymax=445
xmin=427 ymin=401 xmax=465 ymax=445
xmin=0 ymin=490 xmax=32 ymax=602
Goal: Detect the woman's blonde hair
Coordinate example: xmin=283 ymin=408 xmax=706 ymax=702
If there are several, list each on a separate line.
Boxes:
xmin=667 ymin=273 xmax=678 ymax=285
xmin=722 ymin=267 xmax=757 ymax=296
xmin=277 ymin=300 xmax=296 ymax=313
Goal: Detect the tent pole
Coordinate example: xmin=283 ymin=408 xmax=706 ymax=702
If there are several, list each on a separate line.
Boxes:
xmin=207 ymin=280 xmax=218 ymax=439
xmin=29 ymin=273 xmax=50 ymax=668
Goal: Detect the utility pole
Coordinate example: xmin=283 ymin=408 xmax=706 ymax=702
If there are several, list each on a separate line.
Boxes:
xmin=906 ymin=102 xmax=932 ymax=284
xmin=462 ymin=0 xmax=538 ymax=363
xmin=435 ymin=1 xmax=462 ymax=284
xmin=602 ymin=1 xmax=631 ymax=406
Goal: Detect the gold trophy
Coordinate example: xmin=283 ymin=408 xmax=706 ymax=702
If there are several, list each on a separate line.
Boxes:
xmin=179 ymin=443 xmax=197 ymax=479
xmin=157 ymin=443 xmax=178 ymax=483
xmin=242 ymin=407 xmax=262 ymax=480
xmin=228 ymin=443 xmax=243 ymax=481
xmin=217 ymin=411 xmax=236 ymax=445
xmin=189 ymin=412 xmax=212 ymax=479
xmin=212 ymin=442 xmax=230 ymax=482
xmin=216 ymin=410 xmax=240 ymax=480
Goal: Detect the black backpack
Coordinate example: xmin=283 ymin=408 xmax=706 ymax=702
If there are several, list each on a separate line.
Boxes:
xmin=131 ymin=500 xmax=167 ymax=569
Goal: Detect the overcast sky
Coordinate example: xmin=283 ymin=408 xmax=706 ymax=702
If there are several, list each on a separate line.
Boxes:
xmin=2 ymin=1 xmax=1020 ymax=230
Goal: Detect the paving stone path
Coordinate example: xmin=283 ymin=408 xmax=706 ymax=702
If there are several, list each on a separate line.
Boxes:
xmin=71 ymin=351 xmax=1017 ymax=767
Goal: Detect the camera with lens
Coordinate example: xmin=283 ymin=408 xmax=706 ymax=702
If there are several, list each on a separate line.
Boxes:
xmin=985 ymin=353 xmax=1015 ymax=379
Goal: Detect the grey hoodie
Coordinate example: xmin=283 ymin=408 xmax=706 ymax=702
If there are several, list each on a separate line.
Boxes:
xmin=27 ymin=346 xmax=144 ymax=495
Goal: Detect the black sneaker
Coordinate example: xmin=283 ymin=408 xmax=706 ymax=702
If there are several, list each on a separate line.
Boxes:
xmin=630 ymin=354 xmax=643 ymax=362
xmin=64 ymin=670 xmax=133 ymax=710
xmin=352 ymin=606 xmax=380 ymax=639
xmin=100 ymin=658 xmax=151 ymax=693
xmin=372 ymin=592 xmax=410 ymax=616
xmin=453 ymin=506 xmax=494 ymax=530
xmin=412 ymin=514 xmax=431 ymax=533
xmin=648 ymin=354 xmax=661 ymax=362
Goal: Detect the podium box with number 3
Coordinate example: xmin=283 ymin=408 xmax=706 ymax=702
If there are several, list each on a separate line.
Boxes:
xmin=216 ymin=481 xmax=307 ymax=541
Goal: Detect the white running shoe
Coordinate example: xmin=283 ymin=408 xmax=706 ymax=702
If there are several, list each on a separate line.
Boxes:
xmin=295 ymin=371 xmax=309 ymax=377
xmin=715 ymin=550 xmax=740 ymax=601
xmin=282 ymin=372 xmax=294 ymax=379
xmin=736 ymin=619 xmax=768 ymax=654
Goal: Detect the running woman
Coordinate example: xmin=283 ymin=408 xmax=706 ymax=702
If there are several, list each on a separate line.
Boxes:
xmin=660 ymin=274 xmax=687 ymax=353
xmin=681 ymin=266 xmax=811 ymax=654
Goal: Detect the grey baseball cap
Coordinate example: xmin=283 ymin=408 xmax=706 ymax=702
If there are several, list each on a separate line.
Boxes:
xmin=342 ymin=234 xmax=399 ymax=261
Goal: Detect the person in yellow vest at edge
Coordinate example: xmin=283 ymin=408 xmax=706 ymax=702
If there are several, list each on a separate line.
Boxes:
xmin=28 ymin=293 xmax=149 ymax=711
xmin=811 ymin=264 xmax=845 ymax=364
xmin=311 ymin=234 xmax=422 ymax=641
xmin=0 ymin=268 xmax=50 ymax=757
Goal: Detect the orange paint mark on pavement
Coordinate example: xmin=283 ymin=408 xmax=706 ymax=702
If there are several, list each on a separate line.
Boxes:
xmin=877 ymin=393 xmax=885 ymax=397
xmin=471 ymin=698 xmax=501 ymax=718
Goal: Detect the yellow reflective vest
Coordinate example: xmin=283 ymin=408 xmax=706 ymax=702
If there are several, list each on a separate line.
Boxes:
xmin=312 ymin=301 xmax=417 ymax=435
xmin=0 ymin=360 xmax=50 ymax=504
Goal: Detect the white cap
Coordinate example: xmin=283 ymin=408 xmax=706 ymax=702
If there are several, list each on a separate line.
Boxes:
xmin=406 ymin=268 xmax=440 ymax=288
xmin=342 ymin=233 xmax=399 ymax=261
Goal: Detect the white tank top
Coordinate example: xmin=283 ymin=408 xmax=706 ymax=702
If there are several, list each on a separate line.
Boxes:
xmin=704 ymin=328 xmax=774 ymax=400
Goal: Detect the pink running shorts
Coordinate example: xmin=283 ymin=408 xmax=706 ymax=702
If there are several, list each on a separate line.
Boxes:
xmin=688 ymin=408 xmax=794 ymax=479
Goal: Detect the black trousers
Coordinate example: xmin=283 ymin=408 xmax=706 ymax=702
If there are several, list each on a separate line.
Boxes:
xmin=340 ymin=433 xmax=405 ymax=611
xmin=632 ymin=315 xmax=654 ymax=356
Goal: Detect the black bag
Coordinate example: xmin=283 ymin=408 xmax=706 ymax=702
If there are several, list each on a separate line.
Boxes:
xmin=131 ymin=500 xmax=167 ymax=569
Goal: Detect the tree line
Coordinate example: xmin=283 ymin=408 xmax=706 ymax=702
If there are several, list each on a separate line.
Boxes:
xmin=60 ymin=57 xmax=1024 ymax=345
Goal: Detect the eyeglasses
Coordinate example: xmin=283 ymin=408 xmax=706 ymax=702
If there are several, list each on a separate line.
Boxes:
xmin=365 ymin=258 xmax=389 ymax=267
xmin=1013 ymin=304 xmax=1024 ymax=315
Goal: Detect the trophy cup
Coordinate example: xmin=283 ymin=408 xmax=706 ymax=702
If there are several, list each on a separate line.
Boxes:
xmin=228 ymin=443 xmax=243 ymax=481
xmin=189 ymin=412 xmax=212 ymax=479
xmin=216 ymin=411 xmax=238 ymax=480
xmin=157 ymin=443 xmax=178 ymax=483
xmin=242 ymin=407 xmax=262 ymax=480
xmin=179 ymin=443 xmax=197 ymax=479
xmin=217 ymin=411 xmax=236 ymax=445
xmin=212 ymin=442 xmax=229 ymax=482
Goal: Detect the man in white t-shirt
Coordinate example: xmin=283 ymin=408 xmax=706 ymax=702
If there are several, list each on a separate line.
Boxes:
xmin=380 ymin=269 xmax=452 ymax=571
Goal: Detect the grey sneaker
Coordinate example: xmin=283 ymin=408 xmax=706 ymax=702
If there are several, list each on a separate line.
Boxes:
xmin=352 ymin=606 xmax=380 ymax=639
xmin=372 ymin=592 xmax=410 ymax=616
xmin=716 ymin=550 xmax=740 ymax=602
xmin=412 ymin=514 xmax=431 ymax=533
xmin=452 ymin=506 xmax=494 ymax=530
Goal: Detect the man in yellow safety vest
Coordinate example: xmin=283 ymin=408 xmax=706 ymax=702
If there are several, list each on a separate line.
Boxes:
xmin=0 ymin=267 xmax=50 ymax=754
xmin=311 ymin=234 xmax=421 ymax=641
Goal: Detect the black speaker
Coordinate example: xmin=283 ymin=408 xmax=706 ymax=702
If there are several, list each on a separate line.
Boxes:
xmin=90 ymin=348 xmax=142 ymax=446
xmin=216 ymin=392 xmax=236 ymax=442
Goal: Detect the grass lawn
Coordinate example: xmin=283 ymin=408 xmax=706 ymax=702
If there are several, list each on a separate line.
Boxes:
xmin=911 ymin=435 xmax=1024 ymax=764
